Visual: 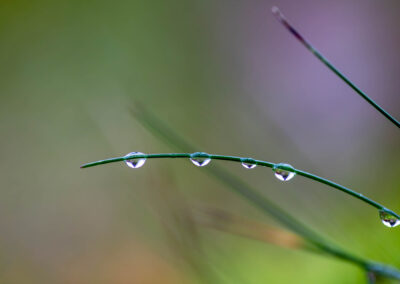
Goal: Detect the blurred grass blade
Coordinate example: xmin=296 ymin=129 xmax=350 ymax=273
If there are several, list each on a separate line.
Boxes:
xmin=130 ymin=105 xmax=332 ymax=250
xmin=129 ymin=104 xmax=400 ymax=280
xmin=194 ymin=205 xmax=304 ymax=250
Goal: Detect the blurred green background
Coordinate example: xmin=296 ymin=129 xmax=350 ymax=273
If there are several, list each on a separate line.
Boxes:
xmin=1 ymin=0 xmax=400 ymax=283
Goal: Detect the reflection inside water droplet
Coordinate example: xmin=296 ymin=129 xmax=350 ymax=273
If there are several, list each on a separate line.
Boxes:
xmin=124 ymin=152 xmax=146 ymax=169
xmin=190 ymin=152 xmax=211 ymax=167
xmin=379 ymin=210 xmax=400 ymax=228
xmin=273 ymin=163 xmax=296 ymax=181
xmin=241 ymin=158 xmax=257 ymax=169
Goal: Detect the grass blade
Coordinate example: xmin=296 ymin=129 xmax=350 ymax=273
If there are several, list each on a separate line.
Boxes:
xmin=272 ymin=7 xmax=400 ymax=128
xmin=79 ymin=104 xmax=400 ymax=279
xmin=128 ymin=104 xmax=400 ymax=279
xmin=81 ymin=152 xmax=400 ymax=221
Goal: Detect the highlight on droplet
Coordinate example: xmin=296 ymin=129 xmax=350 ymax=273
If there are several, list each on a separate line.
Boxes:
xmin=124 ymin=152 xmax=147 ymax=169
xmin=379 ymin=210 xmax=400 ymax=228
xmin=241 ymin=158 xmax=257 ymax=169
xmin=190 ymin=152 xmax=211 ymax=167
xmin=273 ymin=163 xmax=296 ymax=181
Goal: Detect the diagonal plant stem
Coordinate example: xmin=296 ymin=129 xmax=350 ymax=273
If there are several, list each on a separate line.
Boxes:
xmin=130 ymin=106 xmax=400 ymax=279
xmin=272 ymin=7 xmax=400 ymax=128
xmin=80 ymin=105 xmax=400 ymax=280
xmin=81 ymin=152 xmax=400 ymax=220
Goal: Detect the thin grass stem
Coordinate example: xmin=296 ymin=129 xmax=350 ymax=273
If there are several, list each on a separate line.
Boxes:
xmin=81 ymin=153 xmax=369 ymax=268
xmin=128 ymin=105 xmax=400 ymax=279
xmin=80 ymin=105 xmax=400 ymax=279
xmin=272 ymin=7 xmax=400 ymax=128
xmin=81 ymin=152 xmax=400 ymax=220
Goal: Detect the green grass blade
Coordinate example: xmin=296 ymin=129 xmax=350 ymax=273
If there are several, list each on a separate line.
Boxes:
xmin=79 ymin=105 xmax=400 ymax=279
xmin=128 ymin=105 xmax=400 ymax=279
xmin=272 ymin=7 xmax=400 ymax=129
xmin=81 ymin=153 xmax=400 ymax=220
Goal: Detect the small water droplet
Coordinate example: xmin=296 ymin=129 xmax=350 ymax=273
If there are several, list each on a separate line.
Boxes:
xmin=379 ymin=210 xmax=400 ymax=228
xmin=124 ymin=152 xmax=146 ymax=169
xmin=190 ymin=152 xmax=211 ymax=167
xmin=241 ymin=158 xmax=257 ymax=169
xmin=273 ymin=163 xmax=296 ymax=181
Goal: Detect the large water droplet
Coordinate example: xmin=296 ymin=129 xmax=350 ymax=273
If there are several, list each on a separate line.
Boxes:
xmin=241 ymin=158 xmax=257 ymax=169
xmin=124 ymin=152 xmax=146 ymax=169
xmin=379 ymin=210 xmax=400 ymax=228
xmin=273 ymin=163 xmax=296 ymax=181
xmin=190 ymin=152 xmax=211 ymax=167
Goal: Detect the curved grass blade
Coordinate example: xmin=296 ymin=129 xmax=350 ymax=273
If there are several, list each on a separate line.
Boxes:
xmin=83 ymin=104 xmax=400 ymax=279
xmin=81 ymin=152 xmax=400 ymax=221
xmin=130 ymin=106 xmax=400 ymax=279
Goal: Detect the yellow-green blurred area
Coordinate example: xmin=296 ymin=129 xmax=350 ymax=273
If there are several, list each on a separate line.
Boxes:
xmin=1 ymin=0 xmax=400 ymax=283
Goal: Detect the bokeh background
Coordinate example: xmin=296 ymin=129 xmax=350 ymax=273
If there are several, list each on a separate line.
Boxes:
xmin=1 ymin=0 xmax=400 ymax=283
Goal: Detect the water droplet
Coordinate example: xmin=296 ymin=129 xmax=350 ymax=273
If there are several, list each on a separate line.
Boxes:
xmin=273 ymin=163 xmax=296 ymax=181
xmin=124 ymin=152 xmax=146 ymax=169
xmin=379 ymin=210 xmax=400 ymax=228
xmin=190 ymin=152 xmax=211 ymax=167
xmin=241 ymin=158 xmax=257 ymax=169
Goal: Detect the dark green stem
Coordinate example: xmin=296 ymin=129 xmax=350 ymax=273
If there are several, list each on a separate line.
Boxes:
xmin=81 ymin=153 xmax=368 ymax=266
xmin=81 ymin=149 xmax=400 ymax=278
xmin=79 ymin=104 xmax=400 ymax=279
xmin=81 ymin=153 xmax=400 ymax=220
xmin=272 ymin=7 xmax=400 ymax=128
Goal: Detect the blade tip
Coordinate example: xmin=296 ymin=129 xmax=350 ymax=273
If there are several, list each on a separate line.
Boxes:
xmin=271 ymin=6 xmax=280 ymax=14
